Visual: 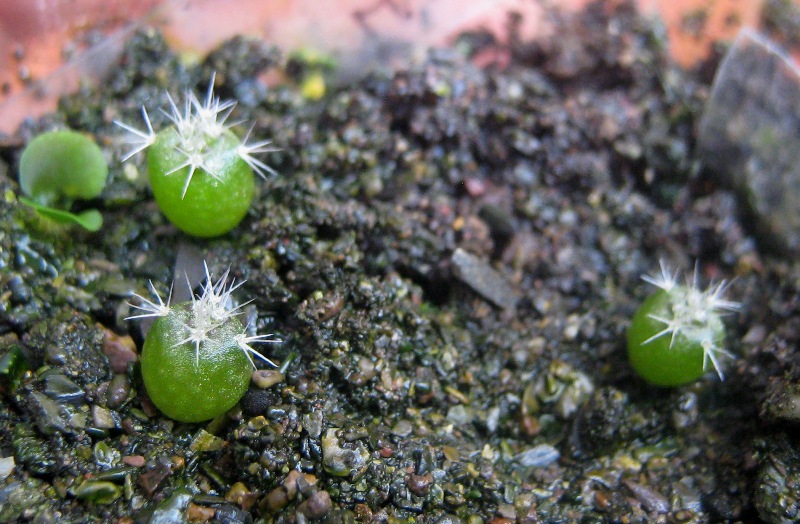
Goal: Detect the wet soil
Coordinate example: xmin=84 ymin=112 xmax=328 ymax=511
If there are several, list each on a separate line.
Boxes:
xmin=1 ymin=1 xmax=799 ymax=522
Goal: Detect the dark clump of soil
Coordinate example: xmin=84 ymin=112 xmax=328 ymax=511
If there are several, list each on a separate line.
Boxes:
xmin=0 ymin=1 xmax=798 ymax=522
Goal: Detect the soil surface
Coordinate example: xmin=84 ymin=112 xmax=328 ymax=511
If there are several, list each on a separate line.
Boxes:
xmin=1 ymin=1 xmax=799 ymax=523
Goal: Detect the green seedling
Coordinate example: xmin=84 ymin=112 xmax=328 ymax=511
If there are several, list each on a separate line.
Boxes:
xmin=627 ymin=261 xmax=740 ymax=387
xmin=115 ymin=74 xmax=277 ymax=237
xmin=128 ymin=263 xmax=278 ymax=422
xmin=18 ymin=129 xmax=108 ymax=231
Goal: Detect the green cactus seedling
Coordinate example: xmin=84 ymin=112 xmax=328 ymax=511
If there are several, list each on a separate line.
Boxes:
xmin=128 ymin=263 xmax=278 ymax=422
xmin=116 ymin=74 xmax=277 ymax=237
xmin=627 ymin=261 xmax=740 ymax=387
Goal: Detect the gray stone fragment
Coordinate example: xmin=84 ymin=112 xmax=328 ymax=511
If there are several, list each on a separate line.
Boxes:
xmin=515 ymin=444 xmax=560 ymax=468
xmin=29 ymin=391 xmax=71 ymax=435
xmin=0 ymin=457 xmax=14 ymax=481
xmin=450 ymin=248 xmax=518 ymax=310
xmin=698 ymin=29 xmax=800 ymax=252
xmin=43 ymin=374 xmax=84 ymax=402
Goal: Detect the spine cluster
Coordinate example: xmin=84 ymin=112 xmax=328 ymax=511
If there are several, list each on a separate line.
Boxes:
xmin=115 ymin=74 xmax=277 ymax=197
xmin=640 ymin=261 xmax=740 ymax=379
xmin=128 ymin=263 xmax=277 ymax=368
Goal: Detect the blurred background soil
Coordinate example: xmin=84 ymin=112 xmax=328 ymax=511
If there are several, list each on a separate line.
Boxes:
xmin=0 ymin=0 xmax=795 ymax=134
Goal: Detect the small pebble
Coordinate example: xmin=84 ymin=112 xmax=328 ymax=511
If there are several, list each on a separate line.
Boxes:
xmin=186 ymin=502 xmax=216 ymax=522
xmin=302 ymin=410 xmax=324 ymax=438
xmin=391 ymin=420 xmax=413 ymax=437
xmin=225 ymin=481 xmax=252 ymax=507
xmin=122 ymin=455 xmax=146 ymax=467
xmin=283 ymin=470 xmax=302 ymax=500
xmin=44 ymin=374 xmax=84 ymax=402
xmin=92 ymin=405 xmax=116 ymax=429
xmin=623 ymin=480 xmax=670 ymax=513
xmin=137 ymin=463 xmax=171 ymax=496
xmin=262 ymin=486 xmax=288 ymax=511
xmin=0 ymin=456 xmax=14 ymax=481
xmin=408 ymin=473 xmax=433 ymax=496
xmin=497 ymin=503 xmax=517 ymax=519
xmin=515 ymin=444 xmax=560 ymax=468
xmin=101 ymin=331 xmax=138 ymax=374
xmin=251 ymin=369 xmax=284 ymax=389
xmin=106 ymin=374 xmax=131 ymax=409
xmin=8 ymin=275 xmax=31 ymax=304
xmin=451 ymin=248 xmax=518 ymax=310
xmin=297 ymin=473 xmax=318 ymax=497
xmin=297 ymin=490 xmax=332 ymax=519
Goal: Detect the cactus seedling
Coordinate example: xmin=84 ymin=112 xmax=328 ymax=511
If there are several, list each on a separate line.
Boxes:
xmin=627 ymin=261 xmax=740 ymax=387
xmin=115 ymin=74 xmax=277 ymax=237
xmin=18 ymin=129 xmax=108 ymax=231
xmin=128 ymin=263 xmax=278 ymax=422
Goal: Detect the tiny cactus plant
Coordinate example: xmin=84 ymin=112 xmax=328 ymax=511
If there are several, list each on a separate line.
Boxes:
xmin=128 ymin=263 xmax=278 ymax=422
xmin=115 ymin=74 xmax=277 ymax=237
xmin=627 ymin=261 xmax=740 ymax=387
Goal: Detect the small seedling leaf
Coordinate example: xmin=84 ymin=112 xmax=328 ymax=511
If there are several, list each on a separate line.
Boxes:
xmin=19 ymin=196 xmax=103 ymax=232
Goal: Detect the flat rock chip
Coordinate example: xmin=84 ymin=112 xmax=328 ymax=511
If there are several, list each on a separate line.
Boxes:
xmin=698 ymin=29 xmax=800 ymax=252
xmin=451 ymin=248 xmax=518 ymax=310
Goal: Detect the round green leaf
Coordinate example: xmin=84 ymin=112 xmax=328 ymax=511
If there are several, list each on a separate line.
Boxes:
xmin=19 ymin=130 xmax=108 ymax=207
